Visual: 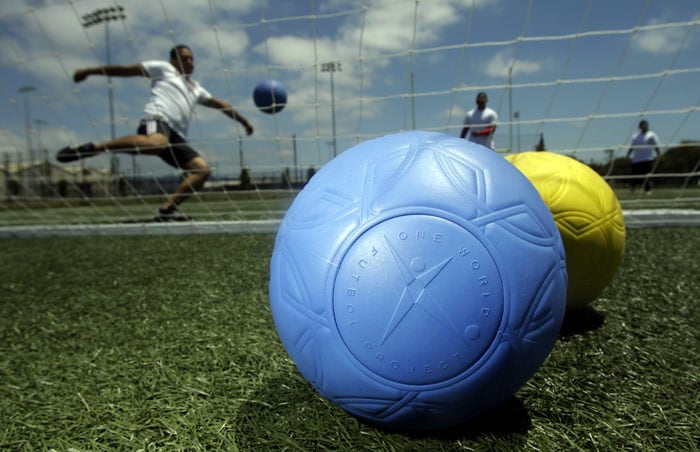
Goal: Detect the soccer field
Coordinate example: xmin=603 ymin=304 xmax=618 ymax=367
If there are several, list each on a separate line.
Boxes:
xmin=1 ymin=228 xmax=698 ymax=450
xmin=1 ymin=187 xmax=698 ymax=233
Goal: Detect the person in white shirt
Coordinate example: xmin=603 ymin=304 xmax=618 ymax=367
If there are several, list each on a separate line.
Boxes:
xmin=626 ymin=119 xmax=660 ymax=194
xmin=460 ymin=92 xmax=498 ymax=150
xmin=57 ymin=45 xmax=254 ymax=219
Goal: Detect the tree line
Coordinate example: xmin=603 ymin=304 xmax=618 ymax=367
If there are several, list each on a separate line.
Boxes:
xmin=587 ymin=141 xmax=700 ymax=187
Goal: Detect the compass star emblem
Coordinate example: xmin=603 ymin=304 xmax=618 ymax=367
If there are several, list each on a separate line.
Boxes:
xmin=333 ymin=214 xmax=503 ymax=385
xmin=381 ymin=235 xmax=461 ymax=345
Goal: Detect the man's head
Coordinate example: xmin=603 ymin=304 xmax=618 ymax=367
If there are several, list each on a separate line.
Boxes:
xmin=475 ymin=92 xmax=488 ymax=110
xmin=639 ymin=120 xmax=649 ymax=133
xmin=170 ymin=45 xmax=194 ymax=75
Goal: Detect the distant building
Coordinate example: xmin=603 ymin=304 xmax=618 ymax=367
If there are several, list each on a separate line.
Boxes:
xmin=0 ymin=159 xmax=116 ymax=199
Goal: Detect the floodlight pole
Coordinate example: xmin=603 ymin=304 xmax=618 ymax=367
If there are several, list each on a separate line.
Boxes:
xmin=82 ymin=6 xmax=126 ymax=195
xmin=33 ymin=119 xmax=47 ymax=151
xmin=514 ymin=111 xmax=521 ymax=153
xmin=19 ymin=85 xmax=36 ymax=196
xmin=321 ymin=61 xmax=341 ymax=158
xmin=508 ymin=67 xmax=513 ymax=153
xmin=292 ymin=134 xmax=298 ymax=183
xmin=34 ymin=119 xmax=49 ymax=194
xmin=410 ymin=71 xmax=416 ymax=130
xmin=238 ymin=136 xmax=244 ymax=168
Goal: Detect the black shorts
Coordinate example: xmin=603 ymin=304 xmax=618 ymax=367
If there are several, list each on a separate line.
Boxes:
xmin=630 ymin=160 xmax=654 ymax=175
xmin=137 ymin=118 xmax=199 ymax=169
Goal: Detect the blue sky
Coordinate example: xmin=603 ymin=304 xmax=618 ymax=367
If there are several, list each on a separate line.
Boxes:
xmin=1 ymin=0 xmax=699 ymax=178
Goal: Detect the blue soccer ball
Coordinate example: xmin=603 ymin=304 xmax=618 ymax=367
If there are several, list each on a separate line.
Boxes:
xmin=269 ymin=131 xmax=567 ymax=430
xmin=252 ymin=79 xmax=287 ymax=114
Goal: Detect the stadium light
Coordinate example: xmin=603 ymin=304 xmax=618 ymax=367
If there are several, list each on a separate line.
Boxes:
xmin=508 ymin=67 xmax=513 ymax=153
xmin=33 ymin=119 xmax=47 ymax=152
xmin=19 ymin=85 xmax=36 ymax=195
xmin=19 ymin=85 xmax=36 ymax=160
xmin=292 ymin=134 xmax=298 ymax=183
xmin=321 ymin=61 xmax=341 ymax=158
xmin=81 ymin=6 xmax=126 ymax=195
xmin=81 ymin=6 xmax=126 ymax=141
xmin=514 ymin=111 xmax=521 ymax=153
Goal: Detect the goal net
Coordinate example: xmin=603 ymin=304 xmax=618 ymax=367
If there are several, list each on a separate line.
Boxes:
xmin=1 ymin=0 xmax=699 ymax=234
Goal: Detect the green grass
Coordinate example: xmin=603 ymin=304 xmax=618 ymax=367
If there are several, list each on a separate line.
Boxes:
xmin=614 ymin=187 xmax=700 ymax=209
xmin=0 ymin=190 xmax=296 ymax=226
xmin=1 ymin=229 xmax=698 ymax=450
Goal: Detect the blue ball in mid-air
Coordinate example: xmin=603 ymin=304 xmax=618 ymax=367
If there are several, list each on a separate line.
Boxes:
xmin=252 ymin=79 xmax=287 ymax=114
xmin=269 ymin=131 xmax=568 ymax=430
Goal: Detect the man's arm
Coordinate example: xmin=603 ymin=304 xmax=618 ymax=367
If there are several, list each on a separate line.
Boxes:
xmin=460 ymin=126 xmax=469 ymax=139
xmin=203 ymin=97 xmax=254 ymax=136
xmin=73 ymin=64 xmax=146 ymax=83
xmin=653 ymin=134 xmax=661 ymax=156
xmin=473 ymin=114 xmax=497 ymax=136
xmin=471 ymin=126 xmax=496 ymax=136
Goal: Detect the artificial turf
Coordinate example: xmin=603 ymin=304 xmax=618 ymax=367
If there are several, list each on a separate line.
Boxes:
xmin=1 ymin=228 xmax=698 ymax=450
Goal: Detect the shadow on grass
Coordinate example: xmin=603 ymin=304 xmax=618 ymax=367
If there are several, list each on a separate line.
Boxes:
xmin=397 ymin=396 xmax=531 ymax=443
xmin=559 ymin=305 xmax=606 ymax=337
xmin=234 ymin=372 xmax=531 ymax=448
xmin=233 ymin=373 xmax=354 ymax=448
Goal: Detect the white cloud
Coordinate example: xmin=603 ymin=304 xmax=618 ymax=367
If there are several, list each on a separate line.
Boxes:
xmin=252 ymin=0 xmax=502 ymax=130
xmin=256 ymin=35 xmax=338 ymax=67
xmin=633 ymin=19 xmax=692 ymax=55
xmin=0 ymin=0 xmax=259 ymax=82
xmin=0 ymin=124 xmax=80 ymax=155
xmin=483 ymin=50 xmax=543 ymax=78
xmin=0 ymin=128 xmax=25 ymax=154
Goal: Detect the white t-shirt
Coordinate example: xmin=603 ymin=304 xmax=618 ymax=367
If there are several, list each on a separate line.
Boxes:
xmin=141 ymin=60 xmax=212 ymax=139
xmin=463 ymin=107 xmax=498 ymax=149
xmin=629 ymin=130 xmax=660 ymax=163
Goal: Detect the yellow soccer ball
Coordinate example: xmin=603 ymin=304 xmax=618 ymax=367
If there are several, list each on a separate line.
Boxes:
xmin=505 ymin=151 xmax=625 ymax=310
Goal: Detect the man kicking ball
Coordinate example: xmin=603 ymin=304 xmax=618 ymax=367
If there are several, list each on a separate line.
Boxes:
xmin=57 ymin=44 xmax=254 ymax=220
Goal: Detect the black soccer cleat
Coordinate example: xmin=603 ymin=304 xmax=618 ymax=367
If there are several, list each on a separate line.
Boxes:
xmin=57 ymin=143 xmax=98 ymax=163
xmin=154 ymin=204 xmax=189 ymax=222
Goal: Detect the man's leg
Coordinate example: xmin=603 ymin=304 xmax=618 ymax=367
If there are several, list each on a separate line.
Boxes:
xmin=642 ymin=160 xmax=654 ymax=193
xmin=629 ymin=163 xmax=641 ymax=192
xmin=93 ymin=133 xmax=169 ymax=154
xmin=161 ymin=156 xmax=211 ymax=210
xmin=57 ymin=133 xmax=169 ymax=162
